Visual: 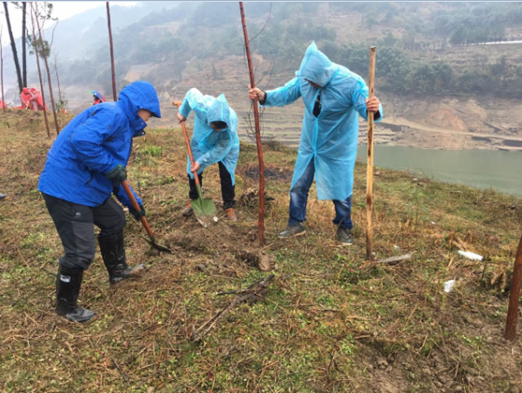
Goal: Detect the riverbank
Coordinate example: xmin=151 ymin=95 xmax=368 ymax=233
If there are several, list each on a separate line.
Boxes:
xmin=356 ymin=145 xmax=522 ymax=197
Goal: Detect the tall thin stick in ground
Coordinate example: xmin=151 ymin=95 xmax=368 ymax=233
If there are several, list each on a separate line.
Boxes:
xmin=53 ymin=53 xmax=62 ymax=104
xmin=21 ymin=2 xmax=27 ymax=88
xmin=106 ymin=2 xmax=117 ymax=101
xmin=0 ymin=30 xmax=5 ymax=112
xmin=366 ymin=47 xmax=376 ymax=261
xmin=239 ymin=2 xmax=265 ymax=245
xmin=504 ymin=232 xmax=522 ymax=340
xmin=33 ymin=3 xmax=59 ymax=135
xmin=29 ymin=8 xmax=50 ymax=139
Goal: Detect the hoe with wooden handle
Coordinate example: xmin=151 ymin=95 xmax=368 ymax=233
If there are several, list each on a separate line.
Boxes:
xmin=121 ymin=180 xmax=172 ymax=253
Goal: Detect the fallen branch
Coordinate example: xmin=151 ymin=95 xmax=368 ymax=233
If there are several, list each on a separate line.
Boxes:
xmin=375 ymin=254 xmax=412 ymax=265
xmin=191 ymin=274 xmax=275 ymax=342
xmin=112 ymin=358 xmax=128 ymax=383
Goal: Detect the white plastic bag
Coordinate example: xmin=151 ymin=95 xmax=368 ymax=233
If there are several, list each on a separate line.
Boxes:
xmin=444 ymin=279 xmax=455 ymax=293
xmin=458 ymin=250 xmax=483 ymax=261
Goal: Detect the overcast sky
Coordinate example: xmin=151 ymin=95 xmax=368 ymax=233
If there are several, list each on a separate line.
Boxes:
xmin=1 ymin=1 xmax=138 ymax=45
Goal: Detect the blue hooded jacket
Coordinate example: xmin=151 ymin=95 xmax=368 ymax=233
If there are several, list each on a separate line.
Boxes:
xmin=38 ymin=81 xmax=161 ymax=208
xmin=179 ymin=88 xmax=240 ymax=184
xmin=262 ymin=42 xmax=383 ymax=201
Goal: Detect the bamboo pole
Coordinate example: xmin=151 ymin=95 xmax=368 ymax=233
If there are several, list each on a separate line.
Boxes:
xmin=0 ymin=30 xmax=5 ymax=112
xmin=33 ymin=3 xmax=59 ymax=135
xmin=239 ymin=2 xmax=265 ymax=245
xmin=106 ymin=2 xmax=117 ymax=101
xmin=30 ymin=8 xmax=51 ymax=139
xmin=504 ymin=232 xmax=522 ymax=340
xmin=366 ymin=47 xmax=376 ymax=261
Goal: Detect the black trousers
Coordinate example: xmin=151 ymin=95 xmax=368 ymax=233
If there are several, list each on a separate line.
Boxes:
xmin=188 ymin=161 xmax=235 ymax=209
xmin=42 ymin=193 xmax=126 ymax=271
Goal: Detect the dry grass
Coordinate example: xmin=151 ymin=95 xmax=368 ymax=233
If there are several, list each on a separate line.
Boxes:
xmin=1 ymin=109 xmax=522 ymax=392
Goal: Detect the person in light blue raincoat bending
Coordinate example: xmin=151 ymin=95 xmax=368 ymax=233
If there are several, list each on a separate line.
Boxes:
xmin=177 ymin=88 xmax=240 ymax=221
xmin=249 ymin=42 xmax=383 ymax=245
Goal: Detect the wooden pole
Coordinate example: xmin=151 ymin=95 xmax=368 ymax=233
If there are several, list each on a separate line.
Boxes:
xmin=106 ymin=2 xmax=117 ymax=101
xmin=21 ymin=2 xmax=27 ymax=88
xmin=0 ymin=30 xmax=5 ymax=112
xmin=33 ymin=3 xmax=59 ymax=135
xmin=366 ymin=47 xmax=376 ymax=261
xmin=30 ymin=8 xmax=51 ymax=139
xmin=239 ymin=2 xmax=265 ymax=245
xmin=504 ymin=232 xmax=522 ymax=340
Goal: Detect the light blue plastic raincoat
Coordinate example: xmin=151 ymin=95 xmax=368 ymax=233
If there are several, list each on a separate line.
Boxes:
xmin=262 ymin=42 xmax=383 ymax=201
xmin=179 ymin=88 xmax=240 ymax=184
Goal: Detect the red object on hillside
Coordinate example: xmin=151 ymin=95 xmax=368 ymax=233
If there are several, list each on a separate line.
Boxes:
xmin=19 ymin=87 xmax=47 ymax=111
xmin=0 ymin=100 xmax=7 ymax=108
xmin=30 ymin=87 xmax=48 ymax=111
xmin=20 ymin=87 xmax=36 ymax=110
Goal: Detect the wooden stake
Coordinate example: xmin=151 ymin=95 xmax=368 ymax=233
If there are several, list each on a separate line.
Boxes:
xmin=29 ymin=8 xmax=51 ymax=139
xmin=504 ymin=232 xmax=522 ymax=340
xmin=0 ymin=30 xmax=5 ymax=113
xmin=239 ymin=2 xmax=265 ymax=245
xmin=366 ymin=47 xmax=376 ymax=261
xmin=33 ymin=3 xmax=60 ymax=135
xmin=106 ymin=2 xmax=117 ymax=101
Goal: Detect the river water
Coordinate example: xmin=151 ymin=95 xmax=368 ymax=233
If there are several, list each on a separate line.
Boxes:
xmin=356 ymin=145 xmax=522 ymax=196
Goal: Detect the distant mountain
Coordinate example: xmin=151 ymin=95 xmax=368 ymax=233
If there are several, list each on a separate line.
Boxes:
xmin=1 ymin=2 xmax=179 ymax=90
xmin=50 ymin=2 xmax=180 ymax=61
xmin=2 ymin=2 xmax=522 ymax=108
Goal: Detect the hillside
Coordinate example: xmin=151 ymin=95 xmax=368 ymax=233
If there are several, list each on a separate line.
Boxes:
xmin=3 ymin=2 xmax=522 ymax=150
xmin=2 ymin=111 xmax=522 ymax=392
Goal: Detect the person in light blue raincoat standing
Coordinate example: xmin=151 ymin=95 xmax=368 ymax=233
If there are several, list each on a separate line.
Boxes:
xmin=38 ymin=81 xmax=161 ymax=322
xmin=249 ymin=42 xmax=383 ymax=245
xmin=177 ymin=88 xmax=240 ymax=221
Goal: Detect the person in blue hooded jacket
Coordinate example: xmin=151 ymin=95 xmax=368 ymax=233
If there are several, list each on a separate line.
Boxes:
xmin=38 ymin=81 xmax=161 ymax=323
xmin=177 ymin=88 xmax=240 ymax=221
xmin=249 ymin=42 xmax=382 ymax=245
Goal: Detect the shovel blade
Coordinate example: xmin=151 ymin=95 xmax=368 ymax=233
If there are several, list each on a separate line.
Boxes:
xmin=141 ymin=236 xmax=172 ymax=253
xmin=191 ymin=198 xmax=218 ymax=228
xmin=191 ymin=198 xmax=215 ymax=216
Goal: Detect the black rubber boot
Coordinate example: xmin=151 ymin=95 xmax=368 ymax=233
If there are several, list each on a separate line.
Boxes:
xmin=98 ymin=230 xmax=146 ymax=284
xmin=56 ymin=265 xmax=95 ymax=323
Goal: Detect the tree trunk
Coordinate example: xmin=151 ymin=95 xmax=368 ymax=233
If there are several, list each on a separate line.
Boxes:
xmin=3 ymin=2 xmax=23 ymax=94
xmin=53 ymin=54 xmax=62 ymax=103
xmin=239 ymin=2 xmax=265 ymax=245
xmin=1 ymin=31 xmax=5 ymax=112
xmin=30 ymin=5 xmax=50 ymax=139
xmin=33 ymin=3 xmax=59 ymax=135
xmin=22 ymin=2 xmax=27 ymax=88
xmin=106 ymin=2 xmax=117 ymax=101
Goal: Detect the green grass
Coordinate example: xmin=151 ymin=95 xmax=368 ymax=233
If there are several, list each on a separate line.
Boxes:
xmin=140 ymin=144 xmax=163 ymax=157
xmin=1 ymin=110 xmax=522 ymax=392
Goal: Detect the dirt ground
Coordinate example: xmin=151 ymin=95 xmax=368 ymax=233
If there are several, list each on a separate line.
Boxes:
xmin=1 ymin=110 xmax=522 ymax=392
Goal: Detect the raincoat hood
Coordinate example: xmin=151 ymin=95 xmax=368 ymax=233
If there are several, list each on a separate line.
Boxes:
xmin=207 ymin=93 xmax=231 ymax=127
xmin=118 ymin=81 xmax=161 ymax=130
xmin=298 ymin=41 xmax=338 ymax=87
xmin=90 ymin=90 xmax=106 ymax=101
